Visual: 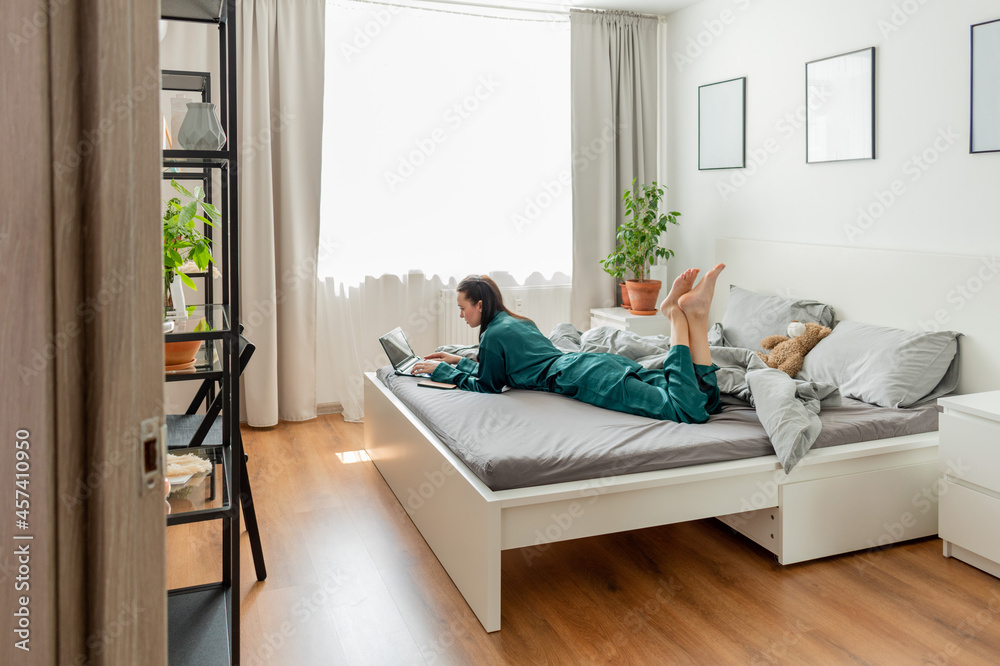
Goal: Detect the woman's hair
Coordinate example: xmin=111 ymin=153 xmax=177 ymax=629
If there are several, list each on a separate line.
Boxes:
xmin=456 ymin=275 xmax=530 ymax=338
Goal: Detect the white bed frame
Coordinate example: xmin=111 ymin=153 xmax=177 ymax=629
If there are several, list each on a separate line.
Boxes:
xmin=364 ymin=239 xmax=997 ymax=632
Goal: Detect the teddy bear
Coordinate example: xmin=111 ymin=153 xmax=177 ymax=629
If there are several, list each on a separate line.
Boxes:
xmin=756 ymin=321 xmax=832 ymax=378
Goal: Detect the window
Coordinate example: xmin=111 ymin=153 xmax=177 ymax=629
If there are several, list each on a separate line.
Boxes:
xmin=319 ymin=0 xmax=571 ymax=286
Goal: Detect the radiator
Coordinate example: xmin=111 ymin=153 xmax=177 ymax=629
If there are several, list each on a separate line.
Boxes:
xmin=438 ymin=285 xmax=572 ymax=345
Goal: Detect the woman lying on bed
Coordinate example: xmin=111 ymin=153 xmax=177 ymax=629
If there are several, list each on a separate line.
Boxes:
xmin=411 ymin=265 xmax=727 ymax=424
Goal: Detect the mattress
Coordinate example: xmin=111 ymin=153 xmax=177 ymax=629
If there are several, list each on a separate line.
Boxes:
xmin=375 ymin=367 xmax=939 ymax=491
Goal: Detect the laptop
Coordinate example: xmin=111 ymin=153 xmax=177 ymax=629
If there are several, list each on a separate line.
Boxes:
xmin=379 ymin=327 xmax=431 ymax=377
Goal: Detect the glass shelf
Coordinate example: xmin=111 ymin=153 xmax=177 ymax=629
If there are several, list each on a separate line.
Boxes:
xmin=165 ymin=339 xmax=223 ymax=382
xmin=166 ymin=446 xmax=230 ymax=524
xmin=161 ymin=0 xmax=226 ymax=23
xmin=163 ymin=150 xmax=230 ymax=169
xmin=163 ymin=70 xmax=210 ymax=94
xmin=165 ymin=304 xmax=230 ymax=340
xmin=162 ymin=169 xmax=213 ymax=181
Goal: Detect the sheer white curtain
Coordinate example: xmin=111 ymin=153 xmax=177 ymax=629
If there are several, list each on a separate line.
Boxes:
xmin=317 ymin=0 xmax=571 ymax=420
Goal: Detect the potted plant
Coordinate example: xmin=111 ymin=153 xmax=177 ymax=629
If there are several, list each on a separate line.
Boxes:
xmin=164 ymin=318 xmax=212 ymax=370
xmin=599 ymin=245 xmax=632 ymax=309
xmin=163 ymin=179 xmax=218 ymax=369
xmin=163 ymin=179 xmax=219 ymax=318
xmin=605 ymin=180 xmax=680 ymax=315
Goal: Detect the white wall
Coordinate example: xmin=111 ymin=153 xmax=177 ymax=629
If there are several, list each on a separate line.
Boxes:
xmin=663 ymin=0 xmax=1000 ymax=275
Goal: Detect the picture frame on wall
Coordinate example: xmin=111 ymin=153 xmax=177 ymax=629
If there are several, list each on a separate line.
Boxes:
xmin=698 ymin=77 xmax=746 ymax=170
xmin=806 ymin=47 xmax=875 ymax=163
xmin=971 ymin=18 xmax=1000 ymax=154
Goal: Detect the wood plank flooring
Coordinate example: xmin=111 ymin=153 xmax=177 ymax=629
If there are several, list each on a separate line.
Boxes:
xmin=166 ymin=415 xmax=1000 ymax=665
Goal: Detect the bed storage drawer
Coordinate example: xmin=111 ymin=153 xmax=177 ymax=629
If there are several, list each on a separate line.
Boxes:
xmin=779 ymin=460 xmax=939 ymax=564
xmin=939 ymin=412 xmax=1000 ymax=492
xmin=940 ymin=479 xmax=1000 ymax=574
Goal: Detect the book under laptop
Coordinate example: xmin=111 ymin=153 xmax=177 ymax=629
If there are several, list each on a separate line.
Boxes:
xmin=378 ymin=327 xmax=431 ymax=377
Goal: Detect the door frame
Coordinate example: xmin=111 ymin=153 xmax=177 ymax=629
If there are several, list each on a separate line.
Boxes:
xmin=1 ymin=0 xmax=166 ymax=663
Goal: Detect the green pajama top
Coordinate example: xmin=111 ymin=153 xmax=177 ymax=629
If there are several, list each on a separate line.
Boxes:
xmin=431 ymin=312 xmax=721 ymax=424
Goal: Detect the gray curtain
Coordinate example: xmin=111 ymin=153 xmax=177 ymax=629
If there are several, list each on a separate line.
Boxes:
xmin=569 ymin=9 xmax=658 ymax=330
xmin=237 ymin=0 xmax=325 ymax=425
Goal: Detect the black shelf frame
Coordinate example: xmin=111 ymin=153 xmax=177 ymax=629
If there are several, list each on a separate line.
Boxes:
xmin=162 ymin=1 xmax=240 ymax=664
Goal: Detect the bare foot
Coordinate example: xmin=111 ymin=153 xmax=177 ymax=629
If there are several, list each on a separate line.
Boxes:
xmin=678 ymin=263 xmax=726 ymax=319
xmin=658 ymin=268 xmax=700 ymax=317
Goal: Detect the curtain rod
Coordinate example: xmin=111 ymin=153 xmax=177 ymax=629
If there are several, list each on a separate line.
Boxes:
xmin=330 ymin=0 xmax=659 ymax=21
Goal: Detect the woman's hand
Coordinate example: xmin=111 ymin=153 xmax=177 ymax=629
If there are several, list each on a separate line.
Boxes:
xmin=424 ymin=351 xmax=461 ymax=365
xmin=411 ymin=359 xmax=442 ymax=375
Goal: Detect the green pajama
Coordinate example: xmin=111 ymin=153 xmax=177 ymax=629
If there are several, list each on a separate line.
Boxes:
xmin=431 ymin=312 xmax=720 ymax=424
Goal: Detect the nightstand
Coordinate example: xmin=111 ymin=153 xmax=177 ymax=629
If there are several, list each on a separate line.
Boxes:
xmin=589 ymin=307 xmax=670 ymax=337
xmin=938 ymin=391 xmax=1000 ymax=579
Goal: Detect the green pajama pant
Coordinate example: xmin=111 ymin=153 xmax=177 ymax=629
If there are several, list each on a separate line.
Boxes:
xmin=549 ymin=345 xmax=721 ymax=424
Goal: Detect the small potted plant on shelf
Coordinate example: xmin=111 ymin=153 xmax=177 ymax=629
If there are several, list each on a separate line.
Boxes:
xmin=163 ymin=178 xmax=219 ymax=319
xmin=163 ymin=179 xmax=219 ymax=369
xmin=165 ymin=318 xmax=212 ymax=371
xmin=602 ymin=180 xmax=680 ymax=315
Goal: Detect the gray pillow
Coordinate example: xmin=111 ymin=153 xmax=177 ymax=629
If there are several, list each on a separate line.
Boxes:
xmin=799 ymin=321 xmax=960 ymax=408
xmin=719 ymin=285 xmax=837 ymax=353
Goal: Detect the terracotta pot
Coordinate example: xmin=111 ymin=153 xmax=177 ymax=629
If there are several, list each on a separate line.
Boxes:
xmin=164 ymin=339 xmax=203 ymax=369
xmin=624 ymin=279 xmax=662 ymax=315
xmin=618 ymin=282 xmax=632 ymax=309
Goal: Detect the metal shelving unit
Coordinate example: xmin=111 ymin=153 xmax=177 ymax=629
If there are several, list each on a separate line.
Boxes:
xmin=161 ymin=1 xmax=241 ymax=664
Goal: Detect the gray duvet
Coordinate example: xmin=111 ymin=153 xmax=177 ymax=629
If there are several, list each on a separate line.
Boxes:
xmin=375 ymin=326 xmax=939 ymax=491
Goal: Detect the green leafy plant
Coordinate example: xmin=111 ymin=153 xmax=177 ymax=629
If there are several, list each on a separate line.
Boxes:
xmin=602 ymin=180 xmax=680 ymax=283
xmin=599 ymin=246 xmax=627 ymax=283
xmin=163 ymin=179 xmax=219 ymax=305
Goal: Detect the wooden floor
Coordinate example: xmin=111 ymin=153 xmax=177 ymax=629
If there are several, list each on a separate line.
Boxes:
xmin=167 ymin=415 xmax=1000 ymax=665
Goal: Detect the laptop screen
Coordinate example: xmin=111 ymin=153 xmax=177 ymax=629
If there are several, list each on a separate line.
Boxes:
xmin=380 ymin=328 xmax=416 ymax=368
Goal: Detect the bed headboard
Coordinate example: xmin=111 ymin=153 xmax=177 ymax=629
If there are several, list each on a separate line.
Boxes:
xmin=711 ymin=238 xmax=999 ymax=396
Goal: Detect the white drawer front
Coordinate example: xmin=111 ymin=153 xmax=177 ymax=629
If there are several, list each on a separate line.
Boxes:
xmin=940 ymin=412 xmax=1000 ymax=492
xmin=626 ymin=315 xmax=669 ymax=337
xmin=940 ymin=480 xmax=1000 ymax=566
xmin=590 ymin=316 xmax=624 ymax=332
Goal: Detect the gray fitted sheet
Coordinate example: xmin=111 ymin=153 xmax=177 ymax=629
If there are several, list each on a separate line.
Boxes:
xmin=375 ymin=367 xmax=939 ymax=491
